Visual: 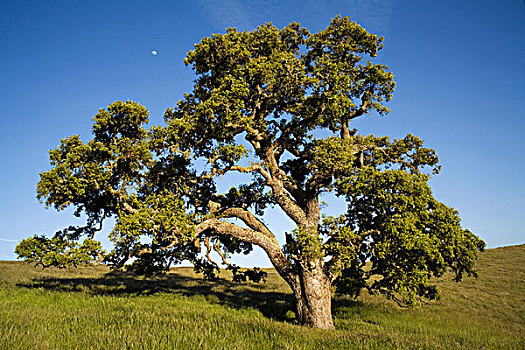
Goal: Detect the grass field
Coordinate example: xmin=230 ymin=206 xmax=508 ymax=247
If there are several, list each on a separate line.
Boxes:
xmin=1 ymin=245 xmax=523 ymax=349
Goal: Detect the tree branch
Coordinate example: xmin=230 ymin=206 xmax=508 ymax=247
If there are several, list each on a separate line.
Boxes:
xmin=349 ymin=91 xmax=371 ymax=120
xmin=221 ymin=208 xmax=275 ymax=239
xmin=205 ymin=163 xmax=271 ymax=182
xmin=196 ymin=219 xmax=295 ymax=283
xmin=263 ymin=147 xmax=309 ymax=226
xmin=341 ymin=90 xmax=372 ymax=140
xmin=213 ymin=242 xmax=230 ymax=266
xmin=204 ymin=236 xmax=219 ymax=267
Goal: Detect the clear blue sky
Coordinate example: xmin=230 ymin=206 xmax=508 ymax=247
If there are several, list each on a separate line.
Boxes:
xmin=1 ymin=0 xmax=524 ymax=266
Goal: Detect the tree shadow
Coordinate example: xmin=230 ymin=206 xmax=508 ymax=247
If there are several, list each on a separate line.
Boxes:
xmin=17 ymin=269 xmax=297 ymax=322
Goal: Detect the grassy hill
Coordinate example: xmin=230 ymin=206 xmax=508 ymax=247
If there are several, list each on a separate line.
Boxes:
xmin=1 ymin=245 xmax=523 ymax=349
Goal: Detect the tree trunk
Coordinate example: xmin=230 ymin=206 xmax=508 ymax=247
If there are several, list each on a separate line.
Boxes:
xmin=290 ymin=262 xmax=334 ymax=330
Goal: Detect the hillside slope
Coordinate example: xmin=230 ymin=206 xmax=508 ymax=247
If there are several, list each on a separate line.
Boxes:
xmin=1 ymin=245 xmax=523 ymax=349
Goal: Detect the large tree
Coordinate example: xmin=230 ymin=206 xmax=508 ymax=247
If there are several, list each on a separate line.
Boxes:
xmin=17 ymin=17 xmax=484 ymax=329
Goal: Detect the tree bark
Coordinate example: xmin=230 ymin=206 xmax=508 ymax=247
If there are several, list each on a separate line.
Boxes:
xmin=290 ymin=261 xmax=334 ymax=330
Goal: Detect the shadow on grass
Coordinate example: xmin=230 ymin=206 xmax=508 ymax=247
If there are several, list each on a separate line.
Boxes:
xmin=17 ymin=269 xmax=366 ymax=322
xmin=17 ymin=270 xmax=302 ymax=321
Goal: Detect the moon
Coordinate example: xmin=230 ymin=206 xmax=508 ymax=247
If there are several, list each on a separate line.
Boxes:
xmin=151 ymin=50 xmax=158 ymax=56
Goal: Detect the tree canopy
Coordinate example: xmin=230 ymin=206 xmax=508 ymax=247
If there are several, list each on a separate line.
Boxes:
xmin=16 ymin=16 xmax=484 ymax=329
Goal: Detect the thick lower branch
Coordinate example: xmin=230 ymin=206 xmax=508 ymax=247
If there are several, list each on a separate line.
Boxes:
xmin=195 ymin=219 xmax=294 ymax=283
xmin=221 ymin=208 xmax=274 ymax=239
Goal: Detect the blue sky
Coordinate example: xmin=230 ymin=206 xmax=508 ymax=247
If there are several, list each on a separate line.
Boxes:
xmin=1 ymin=0 xmax=523 ymax=266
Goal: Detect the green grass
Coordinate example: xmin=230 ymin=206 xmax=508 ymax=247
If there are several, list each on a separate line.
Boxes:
xmin=1 ymin=245 xmax=524 ymax=349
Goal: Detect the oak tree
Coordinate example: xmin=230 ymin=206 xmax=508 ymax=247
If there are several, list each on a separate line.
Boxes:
xmin=17 ymin=17 xmax=485 ymax=329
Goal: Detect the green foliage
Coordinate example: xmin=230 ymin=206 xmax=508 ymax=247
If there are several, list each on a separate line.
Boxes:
xmin=320 ymin=215 xmax=366 ymax=297
xmin=175 ymin=16 xmax=394 ymax=159
xmin=106 ymin=192 xmax=197 ymax=275
xmin=284 ymin=226 xmax=324 ymax=265
xmin=15 ymin=236 xmax=103 ymax=268
xmin=305 ymin=16 xmax=394 ymax=123
xmin=36 ymin=100 xmax=152 ymax=233
xmin=308 ymin=138 xmax=358 ymax=179
xmin=285 ymin=310 xmax=297 ymax=322
xmin=92 ymin=100 xmax=149 ymax=142
xmin=215 ymin=177 xmax=274 ymax=216
xmin=335 ymin=168 xmax=485 ymax=305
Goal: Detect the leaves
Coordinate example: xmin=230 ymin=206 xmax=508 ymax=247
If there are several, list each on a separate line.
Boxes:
xmin=284 ymin=226 xmax=323 ymax=265
xmin=37 ymin=101 xmax=152 ymax=221
xmin=15 ymin=236 xmax=103 ymax=268
xmin=333 ymin=168 xmax=484 ymax=304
